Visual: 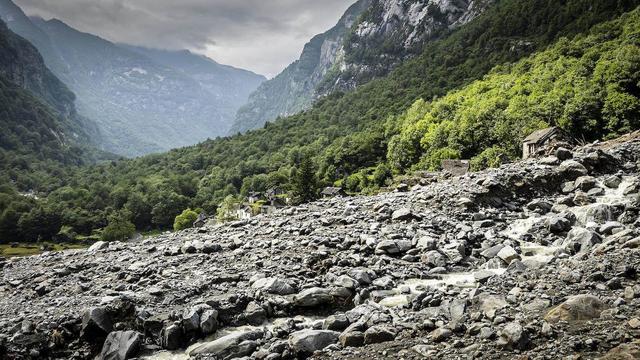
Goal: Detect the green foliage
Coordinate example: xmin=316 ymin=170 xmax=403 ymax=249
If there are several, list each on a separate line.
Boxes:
xmin=470 ymin=146 xmax=511 ymax=171
xmin=216 ymin=195 xmax=240 ymax=223
xmin=173 ymin=208 xmax=199 ymax=231
xmin=101 ymin=211 xmax=135 ymax=242
xmin=388 ymin=9 xmax=640 ymax=172
xmin=290 ymin=154 xmax=318 ymax=204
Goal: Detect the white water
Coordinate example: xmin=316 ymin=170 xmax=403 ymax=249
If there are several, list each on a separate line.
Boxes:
xmin=568 ymin=177 xmax=635 ymax=226
xmin=143 ymin=316 xmax=321 ymax=360
xmin=378 ymin=269 xmax=507 ymax=308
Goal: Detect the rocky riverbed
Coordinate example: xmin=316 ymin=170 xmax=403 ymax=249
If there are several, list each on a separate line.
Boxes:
xmin=1 ymin=134 xmax=640 ymax=359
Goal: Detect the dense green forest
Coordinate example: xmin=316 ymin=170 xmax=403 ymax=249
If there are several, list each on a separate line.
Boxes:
xmin=1 ymin=0 xmax=640 ymax=244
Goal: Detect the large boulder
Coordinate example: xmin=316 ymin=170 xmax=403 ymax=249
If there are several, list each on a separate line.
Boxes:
xmin=294 ymin=288 xmax=333 ymax=307
xmin=189 ymin=330 xmax=263 ymax=357
xmin=598 ymin=341 xmax=640 ymax=359
xmin=252 ymin=277 xmax=295 ymax=295
xmin=82 ymin=307 xmax=113 ymax=340
xmin=289 ymin=329 xmax=339 ymax=356
xmin=544 ymin=294 xmax=607 ymax=323
xmin=200 ymin=309 xmax=219 ymax=335
xmin=160 ymin=324 xmax=183 ymax=350
xmin=562 ymin=228 xmax=602 ymax=255
xmin=497 ymin=322 xmax=529 ymax=350
xmin=99 ymin=331 xmax=142 ymax=360
xmin=558 ymin=160 xmax=588 ymax=180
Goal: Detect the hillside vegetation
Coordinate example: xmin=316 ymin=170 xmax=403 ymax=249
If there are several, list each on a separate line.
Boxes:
xmin=2 ymin=0 xmax=640 ymax=243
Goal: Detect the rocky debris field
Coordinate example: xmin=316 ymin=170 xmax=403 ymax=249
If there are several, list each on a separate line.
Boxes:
xmin=1 ymin=134 xmax=640 ymax=360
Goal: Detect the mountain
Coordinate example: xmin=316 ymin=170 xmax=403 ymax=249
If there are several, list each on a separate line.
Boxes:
xmin=230 ymin=0 xmax=372 ymax=134
xmin=0 ymin=0 xmax=265 ymax=157
xmin=121 ymin=45 xmax=265 ymax=111
xmin=230 ymin=0 xmax=493 ymax=134
xmin=0 ymin=18 xmax=109 ymax=195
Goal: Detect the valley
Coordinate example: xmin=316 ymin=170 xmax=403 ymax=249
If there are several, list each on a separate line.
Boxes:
xmin=0 ymin=0 xmax=639 ymax=358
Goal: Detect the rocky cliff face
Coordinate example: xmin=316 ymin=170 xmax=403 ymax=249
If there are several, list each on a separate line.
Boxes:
xmin=0 ymin=0 xmax=265 ymax=157
xmin=324 ymin=0 xmax=493 ymax=92
xmin=231 ymin=0 xmax=493 ymax=134
xmin=229 ymin=0 xmax=371 ymax=134
xmin=2 ymin=133 xmax=640 ymax=359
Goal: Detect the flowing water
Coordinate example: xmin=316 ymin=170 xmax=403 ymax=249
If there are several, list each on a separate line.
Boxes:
xmin=143 ymin=316 xmax=322 ymax=360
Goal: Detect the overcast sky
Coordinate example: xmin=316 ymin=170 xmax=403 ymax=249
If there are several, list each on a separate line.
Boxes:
xmin=14 ymin=0 xmax=355 ymax=77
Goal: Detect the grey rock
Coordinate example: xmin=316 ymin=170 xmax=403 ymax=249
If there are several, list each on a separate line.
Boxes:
xmin=430 ymin=327 xmax=453 ymax=342
xmin=99 ymin=331 xmax=141 ymax=360
xmin=497 ymin=246 xmax=519 ymax=264
xmin=563 ymin=228 xmax=602 ymax=255
xmin=89 ymin=241 xmax=109 ymax=252
xmin=288 ymin=329 xmax=339 ymax=355
xmin=294 ymin=288 xmax=333 ymax=307
xmin=252 ymin=277 xmax=295 ymax=295
xmin=200 ymin=309 xmax=219 ymax=335
xmin=190 ymin=330 xmax=263 ymax=357
xmin=161 ymin=325 xmax=183 ymax=350
xmin=558 ymin=160 xmax=588 ymax=179
xmin=339 ymin=331 xmax=365 ymax=347
xmin=497 ymin=322 xmax=529 ymax=349
xmin=82 ymin=307 xmax=113 ymax=340
xmin=363 ymin=325 xmax=396 ymax=344
xmin=544 ymin=294 xmax=606 ymax=323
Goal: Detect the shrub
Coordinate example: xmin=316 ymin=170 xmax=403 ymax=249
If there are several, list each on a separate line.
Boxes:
xmin=173 ymin=208 xmax=199 ymax=231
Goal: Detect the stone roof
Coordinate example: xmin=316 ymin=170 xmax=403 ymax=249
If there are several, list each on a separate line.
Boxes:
xmin=523 ymin=126 xmax=562 ymax=144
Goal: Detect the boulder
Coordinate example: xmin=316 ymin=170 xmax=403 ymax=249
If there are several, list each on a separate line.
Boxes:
xmin=558 ymin=160 xmax=588 ymax=179
xmin=598 ymin=341 xmax=640 ymax=359
xmin=391 ymin=208 xmax=416 ymax=221
xmin=289 ymin=330 xmax=339 ymax=356
xmin=497 ymin=322 xmax=529 ymax=350
xmin=555 ymin=147 xmax=573 ymax=160
xmin=160 ymin=325 xmax=183 ymax=350
xmin=189 ymin=330 xmax=263 ymax=357
xmin=544 ymin=294 xmax=607 ymax=323
xmin=99 ymin=331 xmax=141 ymax=360
xmin=82 ymin=307 xmax=113 ymax=340
xmin=526 ymin=200 xmax=553 ymax=214
xmin=421 ymin=250 xmax=448 ymax=267
xmin=182 ymin=308 xmax=200 ymax=333
xmin=89 ymin=241 xmax=109 ymax=252
xmin=339 ymin=331 xmax=365 ymax=347
xmin=252 ymin=277 xmax=295 ymax=295
xmin=244 ymin=301 xmax=266 ymax=325
xmin=497 ymin=246 xmax=520 ymax=264
xmin=363 ymin=325 xmax=397 ymax=344
xmin=430 ymin=327 xmax=452 ymax=342
xmin=294 ymin=288 xmax=333 ymax=307
xmin=563 ymin=228 xmax=602 ymax=255
xmin=323 ymin=314 xmax=350 ymax=331
xmin=200 ymin=309 xmax=219 ymax=335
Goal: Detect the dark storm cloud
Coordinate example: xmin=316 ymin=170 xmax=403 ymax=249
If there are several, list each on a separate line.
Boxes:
xmin=14 ymin=0 xmax=356 ymax=76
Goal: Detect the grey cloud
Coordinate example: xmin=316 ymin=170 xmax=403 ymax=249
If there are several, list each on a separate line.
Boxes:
xmin=14 ymin=0 xmax=356 ymax=76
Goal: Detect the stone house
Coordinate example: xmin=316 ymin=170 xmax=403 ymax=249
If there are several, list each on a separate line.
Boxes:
xmin=522 ymin=127 xmax=567 ymax=159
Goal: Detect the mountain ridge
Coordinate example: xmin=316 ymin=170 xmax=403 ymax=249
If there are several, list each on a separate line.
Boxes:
xmin=0 ymin=0 xmax=265 ymax=157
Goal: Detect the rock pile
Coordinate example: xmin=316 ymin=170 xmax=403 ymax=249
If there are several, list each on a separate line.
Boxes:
xmin=1 ymin=135 xmax=639 ymax=359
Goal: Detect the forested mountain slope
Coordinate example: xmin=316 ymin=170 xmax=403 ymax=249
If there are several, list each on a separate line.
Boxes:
xmin=0 ymin=19 xmax=115 ymax=242
xmin=0 ymin=0 xmax=265 ymax=157
xmin=2 ymin=0 xmax=640 ymax=244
